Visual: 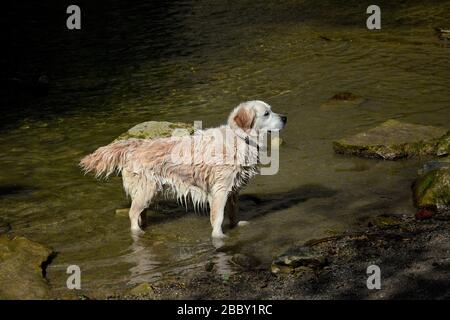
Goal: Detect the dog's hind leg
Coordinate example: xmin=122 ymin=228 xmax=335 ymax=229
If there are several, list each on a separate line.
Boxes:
xmin=129 ymin=181 xmax=156 ymax=233
xmin=225 ymin=192 xmax=239 ymax=228
xmin=209 ymin=190 xmax=228 ymax=239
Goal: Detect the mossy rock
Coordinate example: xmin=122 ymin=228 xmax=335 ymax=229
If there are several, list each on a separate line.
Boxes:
xmin=436 ymin=131 xmax=450 ymax=156
xmin=0 ymin=235 xmax=54 ymax=299
xmin=412 ymin=157 xmax=450 ymax=212
xmin=333 ymin=119 xmax=449 ymax=160
xmin=367 ymin=214 xmax=402 ymax=228
xmin=114 ymin=121 xmax=194 ymax=142
xmin=129 ymin=282 xmax=155 ymax=296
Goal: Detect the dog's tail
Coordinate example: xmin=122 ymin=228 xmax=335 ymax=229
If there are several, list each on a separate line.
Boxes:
xmin=79 ymin=139 xmax=143 ymax=179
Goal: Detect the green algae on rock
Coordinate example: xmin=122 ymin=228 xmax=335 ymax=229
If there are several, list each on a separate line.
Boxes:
xmin=436 ymin=131 xmax=450 ymax=156
xmin=129 ymin=282 xmax=155 ymax=296
xmin=412 ymin=157 xmax=450 ymax=212
xmin=114 ymin=121 xmax=194 ymax=142
xmin=333 ymin=119 xmax=449 ymax=160
xmin=0 ymin=235 xmax=54 ymax=299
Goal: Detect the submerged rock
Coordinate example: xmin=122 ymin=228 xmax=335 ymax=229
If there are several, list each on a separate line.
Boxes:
xmin=114 ymin=121 xmax=193 ymax=142
xmin=320 ymin=92 xmax=365 ymax=110
xmin=0 ymin=219 xmax=11 ymax=234
xmin=0 ymin=235 xmax=54 ymax=299
xmin=230 ymin=253 xmax=260 ymax=270
xmin=412 ymin=156 xmax=450 ymax=212
xmin=367 ymin=214 xmax=402 ymax=228
xmin=271 ymin=246 xmax=327 ymax=275
xmin=115 ymin=208 xmax=130 ymax=217
xmin=435 ymin=28 xmax=450 ymax=41
xmin=333 ymin=119 xmax=449 ymax=160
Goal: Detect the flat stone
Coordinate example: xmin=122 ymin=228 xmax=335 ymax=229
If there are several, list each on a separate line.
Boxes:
xmin=368 ymin=215 xmax=402 ymax=228
xmin=114 ymin=121 xmax=193 ymax=142
xmin=130 ymin=282 xmax=155 ymax=296
xmin=0 ymin=235 xmax=54 ymax=299
xmin=115 ymin=208 xmax=130 ymax=217
xmin=272 ymin=246 xmax=327 ymax=270
xmin=333 ymin=119 xmax=449 ymax=160
xmin=270 ymin=264 xmax=293 ymax=274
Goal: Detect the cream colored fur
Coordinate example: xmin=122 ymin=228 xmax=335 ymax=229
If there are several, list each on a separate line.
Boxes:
xmin=80 ymin=100 xmax=286 ymax=238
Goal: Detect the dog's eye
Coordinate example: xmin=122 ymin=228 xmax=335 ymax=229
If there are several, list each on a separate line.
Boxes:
xmin=264 ymin=111 xmax=270 ymax=116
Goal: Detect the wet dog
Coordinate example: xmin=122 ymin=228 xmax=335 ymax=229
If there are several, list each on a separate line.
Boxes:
xmin=80 ymin=101 xmax=286 ymax=238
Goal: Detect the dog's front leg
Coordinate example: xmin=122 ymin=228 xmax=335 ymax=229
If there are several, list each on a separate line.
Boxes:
xmin=210 ymin=191 xmax=228 ymax=238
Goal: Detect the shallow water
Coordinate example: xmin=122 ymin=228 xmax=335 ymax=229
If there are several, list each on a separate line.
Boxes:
xmin=2 ymin=1 xmax=450 ymax=296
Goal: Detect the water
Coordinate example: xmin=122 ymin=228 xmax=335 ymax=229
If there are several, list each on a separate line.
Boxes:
xmin=2 ymin=1 xmax=450 ymax=296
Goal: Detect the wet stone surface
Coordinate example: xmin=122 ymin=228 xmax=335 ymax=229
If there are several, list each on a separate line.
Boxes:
xmin=0 ymin=235 xmax=54 ymax=299
xmin=333 ymin=119 xmax=449 ymax=160
xmin=413 ymin=156 xmax=450 ymax=212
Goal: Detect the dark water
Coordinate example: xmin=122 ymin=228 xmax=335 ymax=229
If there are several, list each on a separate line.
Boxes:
xmin=2 ymin=1 xmax=450 ymax=296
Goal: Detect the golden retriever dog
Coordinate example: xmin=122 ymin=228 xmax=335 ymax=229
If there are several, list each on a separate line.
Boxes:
xmin=80 ymin=100 xmax=286 ymax=238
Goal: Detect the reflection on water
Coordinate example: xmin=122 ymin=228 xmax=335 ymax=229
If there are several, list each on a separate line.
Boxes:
xmin=125 ymin=236 xmax=161 ymax=285
xmin=1 ymin=0 xmax=450 ymax=294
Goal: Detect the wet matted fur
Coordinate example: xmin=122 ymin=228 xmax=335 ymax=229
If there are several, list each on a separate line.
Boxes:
xmin=80 ymin=101 xmax=286 ymax=238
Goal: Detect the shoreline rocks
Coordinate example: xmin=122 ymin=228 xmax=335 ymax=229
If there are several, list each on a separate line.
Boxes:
xmin=412 ymin=156 xmax=450 ymax=213
xmin=333 ymin=119 xmax=449 ymax=160
xmin=0 ymin=235 xmax=54 ymax=299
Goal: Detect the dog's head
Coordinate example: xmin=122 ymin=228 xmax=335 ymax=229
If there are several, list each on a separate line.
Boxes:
xmin=228 ymin=100 xmax=287 ymax=133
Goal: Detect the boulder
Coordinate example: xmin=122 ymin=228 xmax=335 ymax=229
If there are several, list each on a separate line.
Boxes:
xmin=412 ymin=156 xmax=450 ymax=212
xmin=0 ymin=235 xmax=54 ymax=299
xmin=333 ymin=119 xmax=449 ymax=160
xmin=114 ymin=121 xmax=193 ymax=142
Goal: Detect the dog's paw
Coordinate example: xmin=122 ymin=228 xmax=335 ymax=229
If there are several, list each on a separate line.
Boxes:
xmin=211 ymin=230 xmax=228 ymax=239
xmin=131 ymin=226 xmax=145 ymax=236
xmin=237 ymin=221 xmax=249 ymax=227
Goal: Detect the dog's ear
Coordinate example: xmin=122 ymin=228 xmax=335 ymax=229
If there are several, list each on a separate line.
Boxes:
xmin=228 ymin=106 xmax=255 ymax=131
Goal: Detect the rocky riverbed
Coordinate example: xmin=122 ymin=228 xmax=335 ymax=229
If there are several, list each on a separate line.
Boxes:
xmin=2 ymin=119 xmax=449 ymax=299
xmin=107 ymin=211 xmax=450 ymax=300
xmin=103 ymin=120 xmax=450 ymax=300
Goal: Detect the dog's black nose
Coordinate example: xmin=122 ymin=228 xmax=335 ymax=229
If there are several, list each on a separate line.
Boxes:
xmin=280 ymin=115 xmax=287 ymax=124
